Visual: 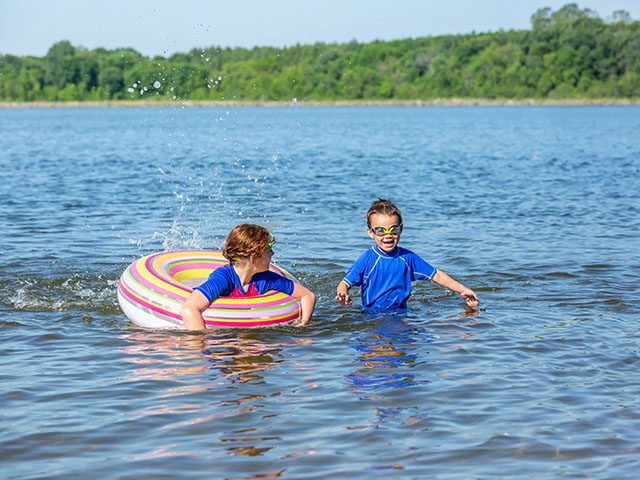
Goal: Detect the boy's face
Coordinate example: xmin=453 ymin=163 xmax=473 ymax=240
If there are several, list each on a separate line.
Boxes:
xmin=367 ymin=213 xmax=402 ymax=254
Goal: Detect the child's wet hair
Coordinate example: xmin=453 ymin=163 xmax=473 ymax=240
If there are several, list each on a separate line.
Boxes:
xmin=222 ymin=224 xmax=272 ymax=263
xmin=366 ymin=199 xmax=403 ymax=227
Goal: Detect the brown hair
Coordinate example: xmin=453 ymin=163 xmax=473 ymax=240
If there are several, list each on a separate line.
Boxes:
xmin=222 ymin=224 xmax=272 ymax=263
xmin=366 ymin=199 xmax=403 ymax=227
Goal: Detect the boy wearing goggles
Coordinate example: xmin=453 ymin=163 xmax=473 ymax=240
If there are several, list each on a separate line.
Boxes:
xmin=182 ymin=224 xmax=316 ymax=330
xmin=336 ymin=199 xmax=478 ymax=310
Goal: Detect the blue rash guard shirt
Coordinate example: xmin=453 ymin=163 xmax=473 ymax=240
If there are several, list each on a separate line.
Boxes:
xmin=195 ymin=264 xmax=294 ymax=303
xmin=343 ymin=246 xmax=437 ymax=309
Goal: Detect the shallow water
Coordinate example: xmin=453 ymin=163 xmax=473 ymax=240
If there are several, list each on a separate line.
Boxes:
xmin=1 ymin=106 xmax=639 ymax=479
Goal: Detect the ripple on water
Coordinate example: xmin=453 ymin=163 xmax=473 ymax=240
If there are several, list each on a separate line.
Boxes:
xmin=1 ymin=107 xmax=640 ymax=478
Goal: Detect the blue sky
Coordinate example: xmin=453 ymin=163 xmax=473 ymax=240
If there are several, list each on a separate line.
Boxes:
xmin=2 ymin=0 xmax=639 ymax=57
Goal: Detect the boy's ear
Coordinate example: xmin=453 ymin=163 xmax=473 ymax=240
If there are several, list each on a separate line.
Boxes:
xmin=366 ymin=227 xmax=375 ymax=240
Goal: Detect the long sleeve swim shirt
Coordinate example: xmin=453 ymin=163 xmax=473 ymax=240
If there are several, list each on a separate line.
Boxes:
xmin=343 ymin=246 xmax=436 ymax=309
xmin=195 ymin=264 xmax=294 ymax=303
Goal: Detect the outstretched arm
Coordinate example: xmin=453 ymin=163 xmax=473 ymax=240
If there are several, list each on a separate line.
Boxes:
xmin=291 ymin=283 xmax=316 ymax=326
xmin=432 ymin=269 xmax=479 ymax=308
xmin=335 ymin=280 xmax=352 ymax=305
xmin=180 ymin=290 xmax=212 ymax=331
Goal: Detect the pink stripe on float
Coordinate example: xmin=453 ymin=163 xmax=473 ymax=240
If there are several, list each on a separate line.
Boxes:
xmin=121 ymin=276 xmax=297 ymax=327
xmin=120 ymin=276 xmax=297 ymax=324
xmin=120 ymin=251 xmax=301 ymax=328
xmin=204 ymin=312 xmax=298 ymax=327
xmin=167 ymin=262 xmax=222 ymax=276
xmin=129 ymin=262 xmax=188 ymax=302
xmin=122 ymin=266 xmax=298 ymax=315
xmin=202 ymin=304 xmax=297 ymax=319
xmin=144 ymin=254 xmax=191 ymax=293
xmin=126 ymin=262 xmax=297 ymax=311
xmin=119 ymin=276 xmax=181 ymax=319
xmin=121 ymin=274 xmax=185 ymax=309
xmin=119 ymin=272 xmax=298 ymax=320
xmin=212 ymin=296 xmax=297 ymax=309
xmin=157 ymin=252 xmax=225 ymax=270
xmin=271 ymin=265 xmax=285 ymax=274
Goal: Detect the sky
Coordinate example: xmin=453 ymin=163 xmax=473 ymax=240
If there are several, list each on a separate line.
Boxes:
xmin=2 ymin=0 xmax=639 ymax=58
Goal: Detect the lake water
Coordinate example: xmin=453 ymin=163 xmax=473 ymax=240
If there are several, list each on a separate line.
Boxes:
xmin=1 ymin=105 xmax=639 ymax=479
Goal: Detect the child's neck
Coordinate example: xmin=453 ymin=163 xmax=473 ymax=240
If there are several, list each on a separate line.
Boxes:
xmin=232 ymin=262 xmax=259 ymax=289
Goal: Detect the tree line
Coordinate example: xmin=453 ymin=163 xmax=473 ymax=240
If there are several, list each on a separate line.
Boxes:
xmin=1 ymin=3 xmax=639 ymax=102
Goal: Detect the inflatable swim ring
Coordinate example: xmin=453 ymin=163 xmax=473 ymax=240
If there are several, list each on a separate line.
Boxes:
xmin=117 ymin=250 xmax=301 ymax=329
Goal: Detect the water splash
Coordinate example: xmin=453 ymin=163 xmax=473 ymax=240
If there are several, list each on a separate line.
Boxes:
xmin=4 ymin=273 xmax=120 ymax=314
xmin=151 ymin=220 xmax=208 ymax=251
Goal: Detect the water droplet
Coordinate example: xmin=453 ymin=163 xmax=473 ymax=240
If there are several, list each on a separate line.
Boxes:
xmin=153 ymin=81 xmax=161 ymax=88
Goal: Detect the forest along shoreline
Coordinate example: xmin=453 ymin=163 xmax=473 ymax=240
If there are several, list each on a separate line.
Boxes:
xmin=2 ymin=5 xmax=639 ymax=105
xmin=2 ymin=98 xmax=639 ymax=108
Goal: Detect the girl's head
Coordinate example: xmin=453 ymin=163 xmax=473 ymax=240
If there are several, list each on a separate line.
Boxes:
xmin=222 ymin=224 xmax=275 ymax=264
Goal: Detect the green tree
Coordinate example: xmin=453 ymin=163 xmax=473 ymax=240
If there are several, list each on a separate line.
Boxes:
xmin=3 ymin=4 xmax=639 ymax=103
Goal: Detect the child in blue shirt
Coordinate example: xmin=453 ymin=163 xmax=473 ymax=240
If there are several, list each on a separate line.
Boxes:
xmin=181 ymin=224 xmax=316 ymax=331
xmin=336 ymin=199 xmax=478 ymax=310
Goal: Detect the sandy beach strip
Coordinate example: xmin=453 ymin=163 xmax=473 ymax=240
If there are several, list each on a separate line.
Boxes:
xmin=1 ymin=98 xmax=639 ymax=108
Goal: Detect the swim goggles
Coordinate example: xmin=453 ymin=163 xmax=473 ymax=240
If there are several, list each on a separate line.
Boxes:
xmin=370 ymin=224 xmax=402 ymax=236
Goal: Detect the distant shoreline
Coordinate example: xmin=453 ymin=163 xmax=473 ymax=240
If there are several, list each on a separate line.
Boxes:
xmin=1 ymin=98 xmax=639 ymax=108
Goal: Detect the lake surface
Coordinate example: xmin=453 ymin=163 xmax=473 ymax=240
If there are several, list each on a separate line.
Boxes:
xmin=1 ymin=105 xmax=639 ymax=479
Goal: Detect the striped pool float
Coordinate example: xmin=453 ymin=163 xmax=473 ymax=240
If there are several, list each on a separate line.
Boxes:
xmin=117 ymin=250 xmax=301 ymax=329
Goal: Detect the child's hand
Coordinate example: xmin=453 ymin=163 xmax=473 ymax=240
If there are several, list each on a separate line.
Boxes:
xmin=335 ymin=291 xmax=352 ymax=305
xmin=335 ymin=281 xmax=352 ymax=305
xmin=460 ymin=288 xmax=479 ymax=308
